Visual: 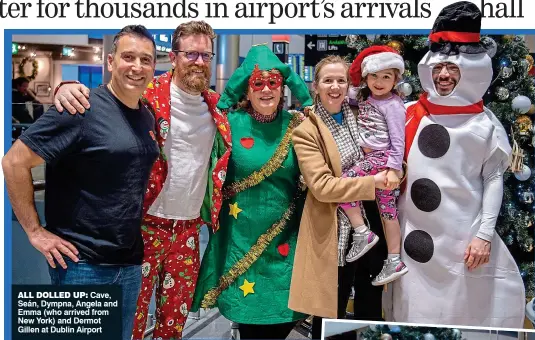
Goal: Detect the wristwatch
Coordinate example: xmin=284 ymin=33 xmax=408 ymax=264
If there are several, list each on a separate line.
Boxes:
xmin=53 ymin=80 xmax=81 ymax=96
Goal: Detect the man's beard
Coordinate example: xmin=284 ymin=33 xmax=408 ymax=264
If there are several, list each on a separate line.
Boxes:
xmin=179 ymin=65 xmax=210 ymax=93
xmin=434 ymin=78 xmax=457 ymax=95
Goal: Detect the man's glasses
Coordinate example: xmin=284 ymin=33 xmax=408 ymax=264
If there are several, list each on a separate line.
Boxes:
xmin=432 ymin=63 xmax=460 ymax=75
xmin=174 ymin=50 xmax=215 ymax=62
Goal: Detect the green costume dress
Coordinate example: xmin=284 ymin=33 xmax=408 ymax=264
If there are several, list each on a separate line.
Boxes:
xmin=193 ymin=108 xmax=305 ymax=324
xmin=191 ymin=45 xmax=313 ymax=324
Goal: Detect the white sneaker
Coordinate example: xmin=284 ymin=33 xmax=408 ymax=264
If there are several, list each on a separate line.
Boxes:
xmin=372 ymin=257 xmax=408 ymax=286
xmin=346 ymin=228 xmax=379 ymax=263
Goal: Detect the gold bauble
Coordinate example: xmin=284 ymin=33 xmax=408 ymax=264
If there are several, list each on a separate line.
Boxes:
xmin=503 ymin=35 xmax=515 ymax=42
xmin=380 ymin=334 xmax=393 ymax=340
xmin=515 ymin=114 xmax=533 ymax=135
xmin=527 ymin=104 xmax=535 ymax=115
xmin=387 ymin=40 xmax=404 ymax=55
xmin=526 ymin=54 xmax=534 ymax=70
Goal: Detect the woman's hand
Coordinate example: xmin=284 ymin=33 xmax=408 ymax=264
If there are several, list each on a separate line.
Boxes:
xmin=374 ymin=170 xmax=388 ymax=190
xmin=385 ymin=169 xmax=400 ymax=190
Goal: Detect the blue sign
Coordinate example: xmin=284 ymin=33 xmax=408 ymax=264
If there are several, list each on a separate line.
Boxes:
xmin=287 ymin=54 xmax=305 ymax=80
xmin=304 ymin=66 xmax=315 ymax=82
xmin=153 ymin=34 xmax=172 ymax=53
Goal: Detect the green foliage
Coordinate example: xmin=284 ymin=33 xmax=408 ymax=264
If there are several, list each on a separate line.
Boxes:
xmin=486 ymin=35 xmax=535 ymax=299
xmin=360 ymin=325 xmax=462 ymax=340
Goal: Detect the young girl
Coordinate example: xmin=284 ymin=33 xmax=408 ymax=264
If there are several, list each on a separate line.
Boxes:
xmin=341 ymin=45 xmax=408 ymax=286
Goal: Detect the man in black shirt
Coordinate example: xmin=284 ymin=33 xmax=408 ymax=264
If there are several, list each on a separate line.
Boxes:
xmin=2 ymin=25 xmax=159 ymax=340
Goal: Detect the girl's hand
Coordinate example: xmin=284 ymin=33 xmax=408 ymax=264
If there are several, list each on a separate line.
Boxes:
xmin=385 ymin=170 xmax=400 ymax=190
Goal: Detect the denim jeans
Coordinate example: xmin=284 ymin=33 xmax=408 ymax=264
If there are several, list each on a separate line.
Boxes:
xmin=49 ymin=259 xmax=142 ymax=340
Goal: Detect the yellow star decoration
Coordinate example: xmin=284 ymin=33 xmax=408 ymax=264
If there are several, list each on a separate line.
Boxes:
xmin=239 ymin=279 xmax=255 ymax=297
xmin=229 ymin=202 xmax=243 ymax=219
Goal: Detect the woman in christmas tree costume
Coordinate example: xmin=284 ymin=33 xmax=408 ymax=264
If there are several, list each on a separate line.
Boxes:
xmin=190 ymin=45 xmax=313 ymax=339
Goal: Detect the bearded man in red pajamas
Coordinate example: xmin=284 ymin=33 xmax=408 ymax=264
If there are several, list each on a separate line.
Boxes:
xmin=54 ymin=21 xmax=231 ymax=340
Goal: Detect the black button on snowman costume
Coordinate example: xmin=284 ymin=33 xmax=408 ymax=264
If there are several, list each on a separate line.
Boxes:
xmin=392 ymin=1 xmax=525 ymax=328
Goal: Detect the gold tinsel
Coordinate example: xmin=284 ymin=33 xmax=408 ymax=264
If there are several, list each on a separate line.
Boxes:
xmin=223 ymin=114 xmax=301 ymax=199
xmin=201 ymin=199 xmax=298 ymax=308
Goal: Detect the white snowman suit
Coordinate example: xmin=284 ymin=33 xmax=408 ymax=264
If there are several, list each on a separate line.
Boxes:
xmin=392 ymin=49 xmax=526 ymax=327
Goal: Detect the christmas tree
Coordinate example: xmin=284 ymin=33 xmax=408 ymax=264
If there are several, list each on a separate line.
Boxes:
xmin=344 ymin=34 xmax=535 ymax=298
xmin=360 ymin=324 xmax=462 ymax=340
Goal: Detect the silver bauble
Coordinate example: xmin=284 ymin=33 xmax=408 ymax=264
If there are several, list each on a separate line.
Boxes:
xmin=423 ymin=333 xmax=436 ymax=340
xmin=482 ymin=36 xmax=497 ymax=57
xmin=501 ymin=66 xmax=513 ymax=79
xmin=366 ymin=34 xmax=378 ymax=42
xmin=514 ymin=164 xmax=532 ymax=181
xmin=399 ymin=82 xmax=413 ymax=96
xmin=346 ymin=35 xmax=360 ymax=49
xmin=520 ymin=59 xmax=530 ymax=73
xmin=495 ymin=87 xmax=510 ymax=100
xmin=512 ymin=95 xmax=532 ymax=114
xmin=380 ymin=334 xmax=392 ymax=340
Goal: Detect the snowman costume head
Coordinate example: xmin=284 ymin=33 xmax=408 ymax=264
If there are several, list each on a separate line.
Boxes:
xmin=418 ymin=1 xmax=492 ymax=107
xmin=406 ymin=1 xmax=510 ymax=161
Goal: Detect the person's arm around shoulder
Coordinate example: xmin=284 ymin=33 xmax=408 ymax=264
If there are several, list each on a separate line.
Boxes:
xmin=2 ymin=141 xmax=79 ymax=269
xmin=54 ymin=81 xmax=91 ymax=114
xmin=292 ymin=122 xmax=386 ymax=203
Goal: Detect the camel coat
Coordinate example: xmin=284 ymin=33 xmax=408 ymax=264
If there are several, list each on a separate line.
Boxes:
xmin=288 ymin=109 xmax=376 ymax=318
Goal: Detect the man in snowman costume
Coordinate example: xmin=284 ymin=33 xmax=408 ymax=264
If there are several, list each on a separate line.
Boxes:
xmin=392 ymin=1 xmax=525 ymax=327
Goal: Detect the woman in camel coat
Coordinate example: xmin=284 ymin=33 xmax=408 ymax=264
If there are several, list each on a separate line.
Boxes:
xmin=288 ymin=56 xmax=388 ymax=339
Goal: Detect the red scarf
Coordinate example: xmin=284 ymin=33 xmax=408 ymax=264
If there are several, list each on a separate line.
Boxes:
xmin=405 ymin=93 xmax=484 ymax=159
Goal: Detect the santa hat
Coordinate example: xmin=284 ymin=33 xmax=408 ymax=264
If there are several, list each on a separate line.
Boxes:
xmin=349 ymin=45 xmax=405 ymax=86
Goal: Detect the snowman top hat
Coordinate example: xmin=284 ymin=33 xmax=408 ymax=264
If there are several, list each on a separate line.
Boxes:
xmin=428 ymin=1 xmax=488 ymax=55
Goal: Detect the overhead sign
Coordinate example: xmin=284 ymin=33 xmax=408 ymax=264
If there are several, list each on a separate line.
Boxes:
xmin=62 ymin=47 xmax=75 ymax=57
xmin=153 ymin=34 xmax=172 ymax=53
xmin=304 ymin=66 xmax=315 ymax=83
xmin=286 ymin=54 xmax=305 ymax=80
xmin=273 ymin=42 xmax=288 ymax=63
xmin=304 ymin=35 xmax=352 ymax=66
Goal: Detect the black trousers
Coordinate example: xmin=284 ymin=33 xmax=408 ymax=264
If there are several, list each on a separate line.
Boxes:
xmin=239 ymin=321 xmax=299 ymax=340
xmin=311 ymin=200 xmax=387 ymax=340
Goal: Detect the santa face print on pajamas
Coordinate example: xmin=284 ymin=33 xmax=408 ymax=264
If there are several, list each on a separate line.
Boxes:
xmin=132 ymin=215 xmax=202 ymax=340
xmin=392 ymin=49 xmax=525 ymax=328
